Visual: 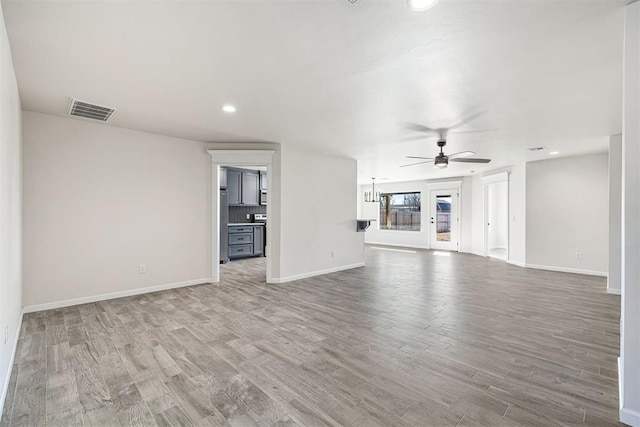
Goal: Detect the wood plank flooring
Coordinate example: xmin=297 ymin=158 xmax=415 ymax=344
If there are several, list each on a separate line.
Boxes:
xmin=1 ymin=246 xmax=622 ymax=426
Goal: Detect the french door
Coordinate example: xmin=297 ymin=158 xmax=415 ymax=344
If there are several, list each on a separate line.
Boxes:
xmin=430 ymin=190 xmax=459 ymax=251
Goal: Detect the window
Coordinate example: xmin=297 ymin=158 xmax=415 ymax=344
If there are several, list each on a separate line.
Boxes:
xmin=379 ymin=192 xmax=421 ymax=231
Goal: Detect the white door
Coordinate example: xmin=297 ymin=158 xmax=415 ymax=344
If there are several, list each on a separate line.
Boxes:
xmin=485 ymin=181 xmax=509 ymax=260
xmin=430 ymin=190 xmax=459 ymax=251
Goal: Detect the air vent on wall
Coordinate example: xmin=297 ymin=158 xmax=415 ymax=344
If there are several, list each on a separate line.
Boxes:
xmin=346 ymin=0 xmax=359 ymax=3
xmin=67 ymin=98 xmax=117 ymax=122
xmin=527 ymin=146 xmax=547 ymax=152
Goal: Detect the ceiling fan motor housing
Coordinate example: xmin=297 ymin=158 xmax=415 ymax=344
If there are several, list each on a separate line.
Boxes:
xmin=434 ymin=153 xmax=448 ymax=168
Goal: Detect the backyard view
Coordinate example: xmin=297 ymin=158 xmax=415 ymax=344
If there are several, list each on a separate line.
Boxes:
xmin=380 ymin=192 xmax=421 ymax=231
xmin=435 ymin=196 xmax=452 ymax=241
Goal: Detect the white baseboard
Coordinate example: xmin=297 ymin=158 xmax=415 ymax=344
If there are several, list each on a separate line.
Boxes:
xmin=607 ymin=288 xmax=622 ymax=295
xmin=365 ymin=241 xmax=430 ymax=250
xmin=270 ymin=262 xmax=365 ymax=284
xmin=620 ymin=407 xmax=640 ymax=426
xmin=507 ymin=260 xmax=526 ymax=268
xmin=0 ymin=309 xmax=24 ymax=419
xmin=524 ymin=263 xmax=607 ymax=277
xmin=23 ymin=278 xmax=212 ymax=313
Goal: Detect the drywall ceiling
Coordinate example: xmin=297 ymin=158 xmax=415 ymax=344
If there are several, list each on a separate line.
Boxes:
xmin=2 ymin=0 xmax=624 ymax=183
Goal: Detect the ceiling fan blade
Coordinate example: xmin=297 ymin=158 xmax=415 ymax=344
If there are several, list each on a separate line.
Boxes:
xmin=400 ymin=160 xmax=432 ymax=168
xmin=404 ymin=122 xmax=442 ymax=134
xmin=447 ymin=111 xmax=484 ymax=130
xmin=449 ymin=158 xmax=492 ymax=163
xmin=405 ymin=156 xmax=434 ymax=160
xmin=449 ymin=128 xmax=500 ymax=136
xmin=448 ymin=151 xmax=475 ymax=159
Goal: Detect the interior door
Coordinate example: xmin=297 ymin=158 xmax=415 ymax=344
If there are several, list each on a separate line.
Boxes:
xmin=430 ymin=190 xmax=459 ymax=251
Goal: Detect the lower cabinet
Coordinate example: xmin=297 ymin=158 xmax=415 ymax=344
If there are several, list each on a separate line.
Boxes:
xmin=229 ymin=225 xmax=264 ymax=259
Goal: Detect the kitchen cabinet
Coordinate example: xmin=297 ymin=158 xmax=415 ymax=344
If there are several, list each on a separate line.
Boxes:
xmin=219 ymin=167 xmax=227 ymax=189
xmin=228 ymin=225 xmax=264 ymax=259
xmin=253 ymin=226 xmax=264 ymax=256
xmin=260 ymin=171 xmax=267 ymax=190
xmin=227 ymin=170 xmax=242 ymax=205
xmin=241 ymin=172 xmax=260 ymax=206
xmin=227 ymin=168 xmax=259 ymax=206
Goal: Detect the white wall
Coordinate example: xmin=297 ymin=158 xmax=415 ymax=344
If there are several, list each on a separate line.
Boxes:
xmin=23 ymin=112 xmax=211 ymax=308
xmin=526 ymin=153 xmax=609 ymax=275
xmin=280 ymin=145 xmax=364 ymax=279
xmin=360 ymin=179 xmax=430 ymax=249
xmin=0 ymin=2 xmax=22 ymax=415
xmin=609 ymin=134 xmax=622 ymax=294
xmin=470 ymin=165 xmax=526 ymax=265
xmin=488 ymin=181 xmax=508 ymax=250
xmin=621 ymin=3 xmax=640 ymax=424
xmin=359 ymin=178 xmax=471 ymax=251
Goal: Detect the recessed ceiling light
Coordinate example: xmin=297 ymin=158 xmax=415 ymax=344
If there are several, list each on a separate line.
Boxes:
xmin=407 ymin=0 xmax=439 ymax=11
xmin=549 ymin=151 xmax=559 ymax=155
xmin=222 ymin=105 xmax=237 ymax=113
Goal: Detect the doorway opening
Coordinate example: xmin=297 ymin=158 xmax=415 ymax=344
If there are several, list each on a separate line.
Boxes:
xmin=430 ymin=189 xmax=459 ymax=251
xmin=208 ymin=150 xmax=276 ymax=283
xmin=484 ymin=177 xmax=509 ymax=261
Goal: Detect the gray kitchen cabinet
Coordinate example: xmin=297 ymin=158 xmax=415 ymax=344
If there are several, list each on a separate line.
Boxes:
xmin=260 ymin=171 xmax=267 ymax=190
xmin=219 ymin=167 xmax=227 ymax=189
xmin=227 ymin=170 xmax=242 ymax=205
xmin=253 ymin=226 xmax=264 ymax=256
xmin=229 ymin=225 xmax=264 ymax=259
xmin=241 ymin=172 xmax=260 ymax=206
xmin=227 ymin=168 xmax=259 ymax=206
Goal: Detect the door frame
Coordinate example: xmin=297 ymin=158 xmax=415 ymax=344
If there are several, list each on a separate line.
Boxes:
xmin=426 ymin=181 xmax=462 ymax=251
xmin=208 ymin=150 xmax=276 ymax=283
xmin=482 ymin=172 xmax=510 ymax=259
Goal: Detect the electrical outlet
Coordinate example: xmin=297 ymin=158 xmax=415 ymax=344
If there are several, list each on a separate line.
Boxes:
xmin=575 ymin=252 xmax=581 ymax=259
xmin=246 ymin=214 xmax=251 ymax=220
xmin=139 ymin=264 xmax=146 ymax=274
xmin=331 ymin=250 xmax=336 ymax=258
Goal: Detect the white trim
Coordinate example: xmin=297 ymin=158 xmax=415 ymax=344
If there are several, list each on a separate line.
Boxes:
xmin=208 ymin=150 xmax=276 ymax=284
xmin=607 ymin=288 xmax=622 ymax=295
xmin=206 ymin=150 xmax=276 ymax=165
xmin=271 ymin=262 xmax=365 ymax=284
xmin=507 ymin=259 xmax=526 ymax=268
xmin=618 ymin=357 xmax=623 ymax=413
xmin=23 ymin=278 xmax=212 ymax=313
xmin=620 ymin=407 xmax=640 ymax=426
xmin=525 ymin=263 xmax=607 ymax=277
xmin=0 ymin=309 xmax=24 ymax=418
xmin=481 ymin=171 xmax=509 ymax=184
xmin=425 ymin=180 xmax=463 ymax=190
xmin=365 ymin=241 xmax=429 ymax=250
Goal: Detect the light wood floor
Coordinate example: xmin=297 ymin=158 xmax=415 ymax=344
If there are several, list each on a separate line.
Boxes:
xmin=1 ymin=247 xmax=621 ymax=426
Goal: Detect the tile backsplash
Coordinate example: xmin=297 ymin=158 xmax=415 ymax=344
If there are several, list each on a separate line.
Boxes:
xmin=229 ymin=205 xmax=266 ymax=223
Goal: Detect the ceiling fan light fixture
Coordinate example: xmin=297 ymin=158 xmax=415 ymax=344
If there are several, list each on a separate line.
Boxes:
xmin=434 ymin=156 xmax=448 ymax=168
xmin=407 ymin=0 xmax=439 ymax=12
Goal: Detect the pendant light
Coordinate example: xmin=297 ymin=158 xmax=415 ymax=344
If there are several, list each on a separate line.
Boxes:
xmin=364 ymin=178 xmax=382 ymax=203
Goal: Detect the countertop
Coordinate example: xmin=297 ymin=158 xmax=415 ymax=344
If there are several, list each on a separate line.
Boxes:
xmin=228 ymin=223 xmax=265 ymax=226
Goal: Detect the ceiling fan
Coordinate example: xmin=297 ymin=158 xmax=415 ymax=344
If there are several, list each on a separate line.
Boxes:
xmin=401 ymin=137 xmax=491 ymax=169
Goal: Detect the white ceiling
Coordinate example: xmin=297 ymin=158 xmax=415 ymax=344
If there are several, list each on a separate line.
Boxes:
xmin=3 ymin=0 xmax=624 ymax=183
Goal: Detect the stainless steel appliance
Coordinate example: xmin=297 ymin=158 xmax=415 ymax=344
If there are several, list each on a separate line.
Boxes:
xmin=251 ymin=213 xmax=267 ymax=256
xmin=220 ymin=190 xmax=230 ymax=263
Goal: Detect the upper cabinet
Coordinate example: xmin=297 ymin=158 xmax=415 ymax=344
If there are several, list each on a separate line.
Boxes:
xmin=227 ymin=168 xmax=261 ymax=206
xmin=260 ymin=171 xmax=267 ymax=190
xmin=227 ymin=169 xmax=242 ymax=205
xmin=241 ymin=172 xmax=260 ymax=206
xmin=219 ymin=167 xmax=227 ymax=189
